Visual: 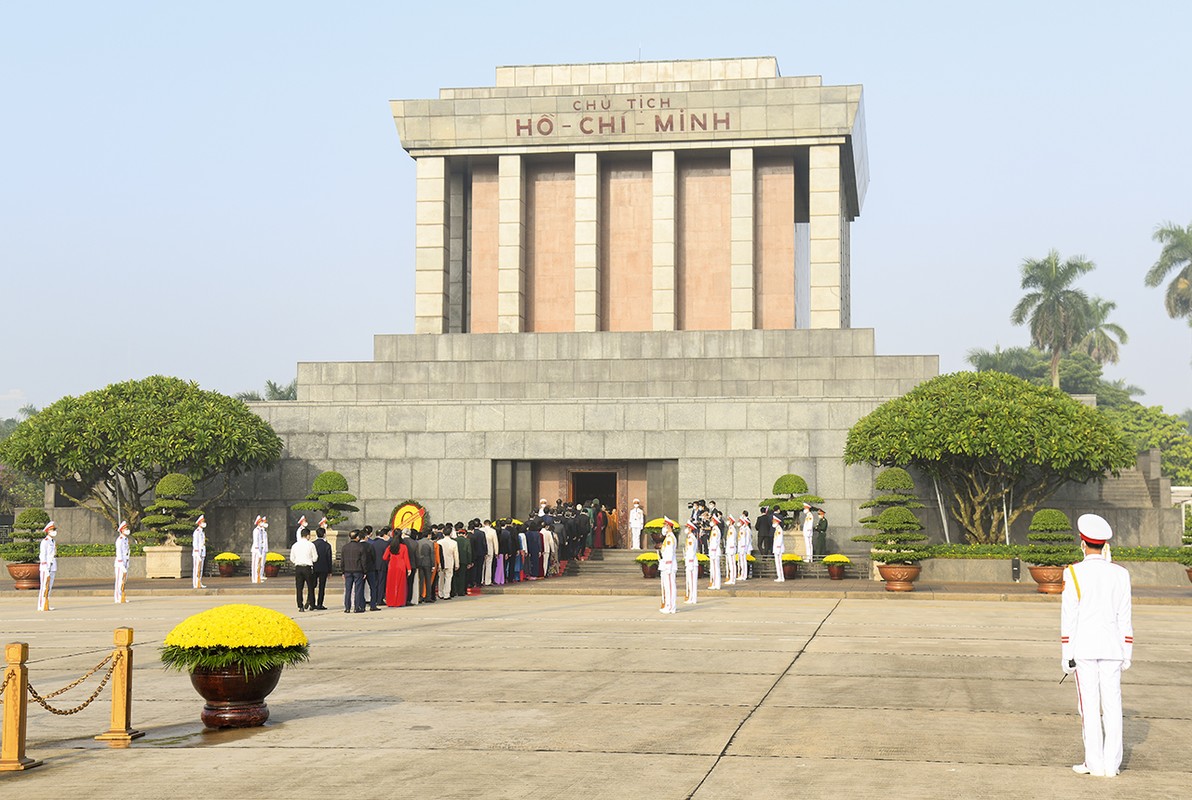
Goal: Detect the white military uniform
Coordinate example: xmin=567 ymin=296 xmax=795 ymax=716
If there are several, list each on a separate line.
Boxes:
xmin=724 ymin=518 xmax=738 ymax=585
xmin=737 ymin=517 xmax=752 ymax=581
xmin=114 ymin=525 xmax=131 ymax=603
xmin=250 ymin=519 xmax=269 ymax=583
xmin=683 ymin=525 xmax=699 ymax=604
xmin=801 ymin=507 xmax=815 ymax=563
xmin=38 ymin=528 xmax=57 ymax=611
xmin=658 ymin=526 xmax=677 ymax=614
xmin=707 ymin=525 xmax=721 ymax=589
xmin=772 ymin=517 xmax=786 ymax=581
xmin=192 ymin=521 xmax=207 ymax=589
xmin=629 ymin=503 xmax=645 ymax=550
xmin=1061 ymin=515 xmax=1133 ymax=778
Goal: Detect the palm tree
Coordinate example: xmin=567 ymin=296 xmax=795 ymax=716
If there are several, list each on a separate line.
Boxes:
xmin=1077 ymin=296 xmax=1128 ymax=365
xmin=1010 ymin=250 xmax=1094 ymax=388
xmin=1145 ymin=221 xmax=1192 ymax=322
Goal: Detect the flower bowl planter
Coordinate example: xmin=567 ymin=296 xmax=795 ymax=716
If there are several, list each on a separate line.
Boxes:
xmin=263 ymin=563 xmax=281 ymax=578
xmin=1027 ymin=565 xmax=1066 ymax=594
xmin=190 ymin=665 xmax=282 ymax=728
xmin=6 ymin=562 xmax=41 ymax=590
xmin=877 ymin=563 xmax=921 ymax=592
xmin=782 ymin=562 xmax=799 ymax=580
xmin=826 ymin=564 xmax=846 ymax=580
xmin=640 ymin=563 xmax=659 ymax=579
xmin=217 ymin=562 xmax=237 ymax=577
xmin=698 ymin=563 xmax=709 ymax=578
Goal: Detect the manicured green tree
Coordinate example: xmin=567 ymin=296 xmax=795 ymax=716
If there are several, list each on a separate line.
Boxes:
xmin=1 ymin=507 xmax=51 ymax=564
xmin=853 ymin=506 xmax=929 ymax=564
xmin=762 ymin=473 xmax=824 ymax=514
xmin=0 ymin=376 xmax=283 ymax=530
xmin=844 ymin=371 xmax=1135 ymax=545
xmin=1100 ymin=403 xmax=1192 ymax=485
xmin=859 ymin=467 xmax=924 ymax=526
xmin=139 ymin=473 xmax=202 ymax=546
xmin=1010 ymin=250 xmax=1095 ymax=388
xmin=1024 ymin=508 xmax=1081 ymax=567
xmin=291 ymin=470 xmax=358 ymax=528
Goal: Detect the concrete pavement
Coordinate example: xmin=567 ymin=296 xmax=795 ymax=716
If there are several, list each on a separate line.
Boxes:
xmin=2 ymin=584 xmax=1190 ymax=799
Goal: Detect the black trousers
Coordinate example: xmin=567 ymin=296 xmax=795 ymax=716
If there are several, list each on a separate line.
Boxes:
xmin=295 ymin=565 xmax=315 ymax=609
xmin=314 ymin=570 xmax=330 ymax=606
xmin=365 ymin=569 xmax=380 ymax=608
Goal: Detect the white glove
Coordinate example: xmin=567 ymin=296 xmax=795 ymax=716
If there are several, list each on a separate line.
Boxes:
xmin=1062 ymin=659 xmax=1076 ymax=675
xmin=1121 ymin=660 xmax=1131 ymax=672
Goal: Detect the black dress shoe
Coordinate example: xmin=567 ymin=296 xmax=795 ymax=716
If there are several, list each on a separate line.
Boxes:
xmin=344 ymin=609 xmax=351 ymax=614
xmin=352 ymin=609 xmax=364 ymax=613
xmin=316 ymin=605 xmax=328 ymax=610
xmin=298 ymin=607 xmax=306 ymax=612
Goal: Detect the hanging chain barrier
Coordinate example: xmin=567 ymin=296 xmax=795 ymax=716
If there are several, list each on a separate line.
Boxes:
xmin=0 ymin=670 xmax=12 ymax=701
xmin=26 ymin=651 xmax=121 ymax=716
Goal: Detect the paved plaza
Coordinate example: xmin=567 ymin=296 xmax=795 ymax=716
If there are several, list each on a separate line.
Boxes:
xmin=2 ymin=588 xmax=1190 ymax=799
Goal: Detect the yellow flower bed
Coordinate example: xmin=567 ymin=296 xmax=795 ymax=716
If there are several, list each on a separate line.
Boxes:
xmin=265 ymin=552 xmax=286 ymax=562
xmin=164 ymin=604 xmax=308 ymax=650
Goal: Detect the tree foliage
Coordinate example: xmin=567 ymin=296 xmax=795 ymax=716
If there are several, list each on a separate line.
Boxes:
xmin=1101 ymin=403 xmax=1192 ymax=485
xmin=140 ymin=472 xmax=202 ymax=546
xmin=291 ymin=470 xmax=358 ymax=527
xmin=844 ymin=371 xmax=1136 ymax=545
xmin=1010 ymin=250 xmax=1096 ymax=388
xmin=1145 ymin=221 xmax=1192 ymax=322
xmin=762 ymin=473 xmax=824 ymax=512
xmin=1077 ymin=297 xmax=1128 ymax=365
xmin=235 ymin=378 xmax=298 ymax=402
xmin=966 ymin=346 xmax=1141 ymax=410
xmin=0 ymin=376 xmax=284 ymax=529
xmin=859 ymin=467 xmax=925 ymax=523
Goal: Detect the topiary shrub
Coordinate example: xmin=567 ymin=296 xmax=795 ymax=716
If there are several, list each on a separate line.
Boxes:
xmin=140 ymin=472 xmax=202 ymax=546
xmin=291 ymin=470 xmax=358 ymax=527
xmin=859 ymin=467 xmax=925 ymax=525
xmin=762 ymin=473 xmax=824 ymax=514
xmin=12 ymin=507 xmax=51 ymax=541
xmin=1024 ymin=508 xmax=1079 ymax=567
xmin=854 ymin=506 xmax=929 ymax=564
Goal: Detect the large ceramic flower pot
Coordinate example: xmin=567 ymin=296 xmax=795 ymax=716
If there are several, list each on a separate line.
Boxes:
xmin=698 ymin=563 xmax=709 ymax=578
xmin=1028 ymin=565 xmax=1065 ymax=594
xmin=640 ymin=563 xmax=659 ymax=579
xmin=6 ymin=562 xmax=41 ymax=590
xmin=1185 ymin=567 xmax=1191 ymax=585
xmin=877 ymin=563 xmax=921 ymax=592
xmin=190 ymin=665 xmax=282 ymax=728
xmin=782 ymin=562 xmax=799 ymax=580
xmin=264 ymin=562 xmax=281 ymax=578
xmin=826 ymin=564 xmax=846 ymax=580
xmin=217 ymin=562 xmax=237 ymax=577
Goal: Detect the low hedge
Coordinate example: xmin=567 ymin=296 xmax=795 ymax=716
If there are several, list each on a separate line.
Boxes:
xmin=929 ymin=544 xmax=1190 ymax=565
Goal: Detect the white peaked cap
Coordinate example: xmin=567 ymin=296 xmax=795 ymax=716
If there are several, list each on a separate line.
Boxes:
xmin=44 ymin=521 xmax=56 ymax=532
xmin=1077 ymin=513 xmax=1113 ymax=544
xmin=118 ymin=521 xmax=129 ymax=532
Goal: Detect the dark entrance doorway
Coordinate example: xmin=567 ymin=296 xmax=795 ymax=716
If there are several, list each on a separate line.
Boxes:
xmin=571 ymin=471 xmax=617 ymax=512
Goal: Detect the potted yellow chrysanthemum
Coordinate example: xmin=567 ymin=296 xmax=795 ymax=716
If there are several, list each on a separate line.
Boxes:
xmin=213 ymin=552 xmax=241 ymax=577
xmin=161 ymin=603 xmax=310 ymax=728
xmin=780 ymin=552 xmax=802 ymax=579
xmin=822 ymin=553 xmax=850 ymax=580
xmin=634 ymin=551 xmax=659 ymax=578
xmin=264 ymin=551 xmax=285 ymax=578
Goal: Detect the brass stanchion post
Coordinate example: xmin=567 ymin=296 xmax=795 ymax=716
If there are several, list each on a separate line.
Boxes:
xmin=0 ymin=642 xmax=43 ymax=771
xmin=95 ymin=627 xmax=144 ymax=746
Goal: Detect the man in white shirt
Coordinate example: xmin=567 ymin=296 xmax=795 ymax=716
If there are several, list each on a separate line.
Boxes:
xmin=114 ymin=521 xmax=131 ymax=603
xmin=438 ymin=530 xmax=460 ymax=599
xmin=1062 ymin=513 xmax=1133 ymax=778
xmin=250 ymin=515 xmax=269 ymax=583
xmin=289 ymin=527 xmax=318 ymax=612
xmin=192 ymin=515 xmax=207 ymax=589
xmin=629 ymin=499 xmax=645 ymax=550
xmin=38 ymin=521 xmax=57 ymax=611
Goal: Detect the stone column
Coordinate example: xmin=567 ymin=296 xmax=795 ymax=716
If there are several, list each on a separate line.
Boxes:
xmin=414 ymin=157 xmax=449 ymax=334
xmin=574 ymin=153 xmax=600 ymax=332
xmin=497 ymin=155 xmax=526 ymax=333
xmin=651 ymin=150 xmax=677 ymax=331
xmin=808 ymin=144 xmax=847 ymax=329
xmin=447 ymin=170 xmax=466 ymax=333
xmin=730 ymin=148 xmax=755 ymax=330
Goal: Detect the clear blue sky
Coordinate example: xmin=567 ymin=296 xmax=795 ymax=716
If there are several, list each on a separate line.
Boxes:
xmin=2 ymin=1 xmax=1189 ymax=416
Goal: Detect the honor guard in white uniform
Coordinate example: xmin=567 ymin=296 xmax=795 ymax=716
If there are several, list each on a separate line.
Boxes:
xmin=250 ymin=515 xmax=269 ymax=583
xmin=707 ymin=520 xmax=721 ymax=589
xmin=724 ymin=516 xmax=738 ymax=585
xmin=737 ymin=512 xmax=752 ymax=581
xmin=1062 ymin=514 xmax=1133 ymax=778
xmin=772 ymin=514 xmax=786 ymax=581
xmin=629 ymin=499 xmax=645 ymax=550
xmin=38 ymin=521 xmax=57 ymax=611
xmin=683 ymin=521 xmax=699 ymax=604
xmin=801 ymin=502 xmax=815 ymax=563
xmin=114 ymin=521 xmax=131 ymax=603
xmin=192 ymin=515 xmax=207 ymax=589
xmin=658 ymin=518 xmax=678 ymax=614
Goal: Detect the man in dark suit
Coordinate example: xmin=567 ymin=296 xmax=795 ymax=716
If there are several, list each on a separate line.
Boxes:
xmin=340 ymin=531 xmax=368 ymax=613
xmin=755 ymin=505 xmax=774 ymax=554
xmin=369 ymin=528 xmax=389 ymax=607
xmin=312 ymin=527 xmax=333 ymax=610
xmin=412 ymin=532 xmax=434 ymax=605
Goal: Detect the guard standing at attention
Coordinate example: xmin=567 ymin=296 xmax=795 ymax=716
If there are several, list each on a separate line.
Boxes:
xmin=658 ymin=518 xmax=678 ymax=615
xmin=250 ymin=515 xmax=269 ymax=583
xmin=38 ymin=521 xmax=58 ymax=611
xmin=1062 ymin=513 xmax=1133 ymax=778
xmin=683 ymin=520 xmax=699 ymax=604
xmin=192 ymin=515 xmax=207 ymax=589
xmin=114 ymin=520 xmax=131 ymax=603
